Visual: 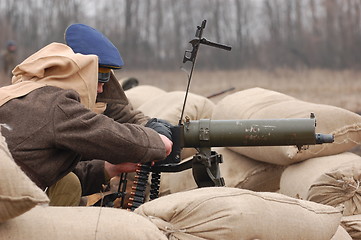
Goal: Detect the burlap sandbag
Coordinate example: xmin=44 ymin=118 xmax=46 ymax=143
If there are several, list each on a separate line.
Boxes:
xmin=212 ymin=87 xmax=361 ymax=165
xmin=280 ymin=152 xmax=361 ymax=216
xmin=0 ymin=129 xmax=49 ymax=223
xmin=135 ymin=187 xmax=342 ymax=240
xmin=307 ymin=155 xmax=361 ymax=216
xmin=341 ymin=214 xmax=361 ymax=240
xmin=0 ymin=205 xmax=167 ymax=240
xmin=330 ymin=225 xmax=352 ymax=240
xmin=167 ymin=147 xmax=285 ymax=194
xmin=158 ymin=172 xmax=172 ymax=196
xmin=138 ymin=91 xmax=215 ymax=125
xmin=124 ymin=85 xmax=167 ymax=109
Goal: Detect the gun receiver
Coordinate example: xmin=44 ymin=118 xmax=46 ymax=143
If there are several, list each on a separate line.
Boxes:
xmin=153 ymin=117 xmax=334 ymax=187
xmin=117 ymin=115 xmax=334 ymax=209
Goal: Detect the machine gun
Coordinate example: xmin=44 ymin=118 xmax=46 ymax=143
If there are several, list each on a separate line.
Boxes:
xmin=97 ymin=20 xmax=334 ymax=210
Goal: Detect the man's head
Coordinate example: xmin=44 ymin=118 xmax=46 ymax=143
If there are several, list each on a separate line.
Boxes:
xmin=6 ymin=41 xmax=16 ymax=52
xmin=65 ymin=24 xmax=124 ymax=92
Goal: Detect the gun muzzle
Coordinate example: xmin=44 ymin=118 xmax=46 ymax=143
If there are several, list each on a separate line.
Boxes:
xmin=181 ymin=119 xmax=334 ymax=148
xmin=315 ymin=133 xmax=334 ymax=144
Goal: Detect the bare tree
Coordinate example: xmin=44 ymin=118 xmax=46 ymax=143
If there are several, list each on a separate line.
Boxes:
xmin=2 ymin=0 xmax=361 ymax=71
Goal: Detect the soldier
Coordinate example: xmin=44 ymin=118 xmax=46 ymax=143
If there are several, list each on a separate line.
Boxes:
xmin=2 ymin=40 xmax=17 ymax=80
xmin=0 ymin=24 xmax=173 ymax=206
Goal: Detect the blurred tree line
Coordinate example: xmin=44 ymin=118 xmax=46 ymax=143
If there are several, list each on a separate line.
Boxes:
xmin=1 ymin=0 xmax=361 ymax=70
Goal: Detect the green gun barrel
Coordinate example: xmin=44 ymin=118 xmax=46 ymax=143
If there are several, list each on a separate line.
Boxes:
xmin=182 ymin=118 xmax=333 ymax=148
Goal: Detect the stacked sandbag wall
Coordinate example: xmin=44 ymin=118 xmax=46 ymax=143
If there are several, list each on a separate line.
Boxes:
xmin=211 ymin=87 xmax=360 ymax=239
xmin=1 ymin=127 xmax=345 ymax=239
xmin=123 ymin=85 xmax=360 ymax=238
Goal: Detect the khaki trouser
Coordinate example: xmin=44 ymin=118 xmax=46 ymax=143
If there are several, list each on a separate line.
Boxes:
xmin=46 ymin=172 xmax=81 ymax=206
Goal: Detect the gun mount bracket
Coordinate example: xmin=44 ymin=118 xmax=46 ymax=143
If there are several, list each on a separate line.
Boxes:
xmin=192 ymin=150 xmax=225 ymax=187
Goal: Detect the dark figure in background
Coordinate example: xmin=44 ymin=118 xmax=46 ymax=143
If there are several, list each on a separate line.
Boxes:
xmin=2 ymin=41 xmax=17 ymax=79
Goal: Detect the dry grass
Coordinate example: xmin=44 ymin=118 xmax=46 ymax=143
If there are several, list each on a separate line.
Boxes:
xmin=119 ymin=68 xmax=361 ymax=113
xmin=1 ymin=68 xmax=360 ymax=112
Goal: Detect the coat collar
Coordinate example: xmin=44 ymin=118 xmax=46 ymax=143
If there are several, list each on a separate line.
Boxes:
xmin=96 ymin=71 xmax=129 ymax=105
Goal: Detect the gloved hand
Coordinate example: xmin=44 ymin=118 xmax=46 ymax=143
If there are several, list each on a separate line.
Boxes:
xmin=145 ymin=118 xmax=173 ymax=141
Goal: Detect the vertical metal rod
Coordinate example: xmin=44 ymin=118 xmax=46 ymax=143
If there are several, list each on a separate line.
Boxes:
xmin=179 ymin=57 xmax=197 ymax=125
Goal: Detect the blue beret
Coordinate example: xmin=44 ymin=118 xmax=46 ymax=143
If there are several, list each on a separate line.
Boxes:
xmin=7 ymin=40 xmax=16 ymax=47
xmin=65 ymin=23 xmax=124 ymax=69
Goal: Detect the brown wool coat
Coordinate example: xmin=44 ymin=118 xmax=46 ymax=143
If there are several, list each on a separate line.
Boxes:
xmin=0 ymin=86 xmax=165 ymax=192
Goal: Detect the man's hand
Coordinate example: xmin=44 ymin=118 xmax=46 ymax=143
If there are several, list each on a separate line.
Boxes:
xmin=104 ymin=161 xmax=138 ymax=179
xmin=158 ymin=133 xmax=173 ymax=156
xmin=104 ymin=133 xmax=172 ymax=178
xmin=146 ymin=118 xmax=173 ymax=159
